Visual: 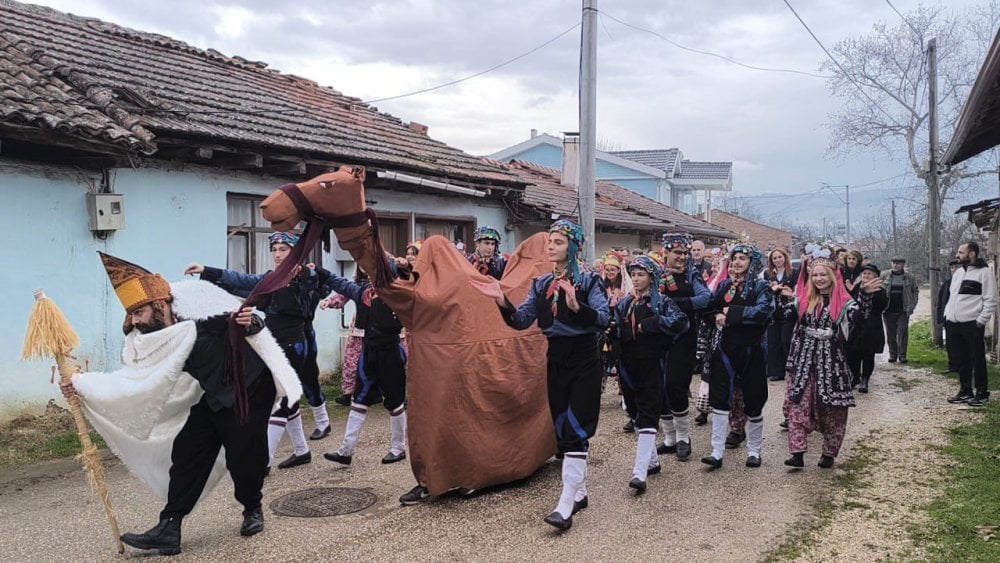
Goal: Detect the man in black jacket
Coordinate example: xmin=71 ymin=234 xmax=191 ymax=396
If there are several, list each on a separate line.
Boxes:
xmin=938 ymin=260 xmax=961 ymax=374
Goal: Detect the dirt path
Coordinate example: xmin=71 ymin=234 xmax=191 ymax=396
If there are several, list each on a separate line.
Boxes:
xmin=0 ymin=350 xmax=969 ymax=562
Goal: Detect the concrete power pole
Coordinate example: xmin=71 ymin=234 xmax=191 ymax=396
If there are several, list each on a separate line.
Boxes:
xmin=927 ymin=38 xmax=943 ymax=347
xmin=579 ymin=0 xmax=598 ymax=262
xmin=891 ymin=199 xmax=898 ymax=258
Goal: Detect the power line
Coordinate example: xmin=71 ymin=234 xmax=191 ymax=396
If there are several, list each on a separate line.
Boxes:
xmin=884 ymin=0 xmax=922 ymax=37
xmin=600 ymin=10 xmax=832 ymax=79
xmin=780 ymin=0 xmax=906 ymax=127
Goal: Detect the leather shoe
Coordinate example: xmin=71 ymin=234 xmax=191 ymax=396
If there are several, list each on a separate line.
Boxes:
xmin=676 ymin=440 xmax=692 ymax=461
xmin=629 ymin=477 xmax=647 ymax=494
xmin=700 ymin=456 xmax=722 ymax=470
xmin=120 ymin=517 xmax=182 ymax=555
xmin=622 ymin=420 xmax=635 ymax=433
xmin=657 ymin=443 xmax=677 ymax=455
xmin=646 ymin=464 xmax=661 ymax=476
xmin=784 ymin=452 xmax=804 ymax=468
xmin=725 ymin=431 xmax=746 ymax=449
xmin=309 ymin=426 xmax=331 ymax=440
xmin=768 ymin=376 xmax=785 ymax=381
xmin=323 ymin=451 xmax=352 ymax=465
xmin=381 ymin=450 xmax=407 ymax=464
xmin=818 ymin=455 xmax=835 ymax=468
xmin=694 ymin=412 xmax=708 ymax=425
xmin=334 ymin=394 xmax=352 ymax=406
xmin=746 ymin=455 xmax=761 ymax=468
xmin=277 ymin=451 xmax=312 ymax=469
xmin=544 ymin=511 xmax=572 ymax=531
xmin=572 ymin=496 xmax=588 ymax=515
xmin=240 ymin=508 xmax=264 ymax=537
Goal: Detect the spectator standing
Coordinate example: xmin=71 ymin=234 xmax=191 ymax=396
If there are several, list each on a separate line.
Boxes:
xmin=938 ymin=259 xmax=962 ymax=374
xmin=944 ymin=242 xmax=997 ymax=407
xmin=880 ymin=258 xmax=919 ymax=363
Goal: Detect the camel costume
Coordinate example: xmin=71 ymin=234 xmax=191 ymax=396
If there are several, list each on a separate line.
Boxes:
xmin=261 ymin=168 xmax=556 ymax=495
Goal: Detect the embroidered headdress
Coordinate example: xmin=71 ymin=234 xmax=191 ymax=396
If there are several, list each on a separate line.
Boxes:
xmin=661 ymin=232 xmax=694 ymax=251
xmin=268 ymin=231 xmax=299 ymax=247
xmin=473 ymin=226 xmax=501 ymax=243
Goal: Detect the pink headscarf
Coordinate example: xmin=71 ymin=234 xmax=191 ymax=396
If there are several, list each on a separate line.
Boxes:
xmin=796 ymin=258 xmax=852 ymax=322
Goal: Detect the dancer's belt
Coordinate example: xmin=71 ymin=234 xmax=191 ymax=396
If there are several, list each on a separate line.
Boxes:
xmin=804 ymin=327 xmax=835 ymax=340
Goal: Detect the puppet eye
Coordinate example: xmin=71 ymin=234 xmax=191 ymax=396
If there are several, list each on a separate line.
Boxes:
xmin=320 ymin=181 xmax=336 ymax=189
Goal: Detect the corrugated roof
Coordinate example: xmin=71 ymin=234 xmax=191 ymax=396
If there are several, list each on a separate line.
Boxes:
xmin=495 ymin=159 xmax=734 ymax=239
xmin=611 ymin=148 xmax=680 ymax=172
xmin=676 ymin=160 xmax=732 ymax=180
xmin=0 ymin=0 xmax=520 ymax=187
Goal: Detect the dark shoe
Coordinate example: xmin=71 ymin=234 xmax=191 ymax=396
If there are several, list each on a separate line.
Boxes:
xmin=399 ymin=485 xmax=430 ymax=505
xmin=675 ymin=440 xmax=691 ymax=461
xmin=121 ymin=517 xmax=182 ymax=555
xmin=968 ymin=395 xmax=990 ymax=407
xmin=657 ymin=443 xmax=677 ymax=455
xmin=277 ymin=451 xmax=312 ymax=469
xmin=694 ymin=412 xmax=708 ymax=426
xmin=240 ymin=508 xmax=264 ymax=537
xmin=779 ymin=419 xmax=789 ymax=430
xmin=700 ymin=456 xmax=722 ymax=470
xmin=334 ymin=395 xmax=352 ymax=406
xmin=858 ymin=384 xmax=869 ymax=394
xmin=323 ymin=451 xmax=352 ymax=465
xmin=887 ymin=357 xmax=897 ymax=363
xmin=263 ymin=466 xmax=271 ymax=478
xmin=768 ymin=376 xmax=785 ymax=381
xmin=899 ymin=358 xmax=908 ymax=364
xmin=555 ymin=452 xmax=564 ymax=460
xmin=309 ymin=425 xmax=331 ymax=440
xmin=948 ymin=392 xmax=975 ymax=404
xmin=544 ymin=511 xmax=572 ymax=531
xmin=746 ymin=455 xmax=761 ymax=468
xmin=381 ymin=450 xmax=406 ymax=464
xmin=784 ymin=452 xmax=804 ymax=468
xmin=725 ymin=431 xmax=746 ymax=449
xmin=646 ymin=464 xmax=661 ymax=476
xmin=572 ymin=496 xmax=588 ymax=515
xmin=818 ymin=455 xmax=835 ymax=468
xmin=623 ymin=420 xmax=635 ymax=433
xmin=629 ymin=477 xmax=647 ymax=494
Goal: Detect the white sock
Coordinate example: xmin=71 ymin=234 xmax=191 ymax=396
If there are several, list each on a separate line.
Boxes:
xmin=575 ymin=465 xmax=588 ymax=502
xmin=711 ymin=409 xmax=730 ymax=459
xmin=267 ymin=417 xmax=286 ymax=466
xmin=633 ymin=429 xmax=657 ymax=481
xmin=310 ymin=403 xmax=330 ymax=433
xmin=659 ymin=415 xmax=677 ymax=447
xmin=554 ymin=454 xmax=587 ymax=519
xmin=673 ymin=411 xmax=691 ymax=443
xmin=648 ymin=442 xmax=660 ymax=468
xmin=389 ymin=407 xmax=407 ymax=455
xmin=286 ymin=411 xmax=310 ymax=456
xmin=747 ymin=417 xmax=764 ymax=458
xmin=338 ymin=404 xmax=368 ymax=456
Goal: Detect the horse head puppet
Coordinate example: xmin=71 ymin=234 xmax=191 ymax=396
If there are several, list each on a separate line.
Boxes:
xmin=260 ymin=166 xmax=368 ymax=231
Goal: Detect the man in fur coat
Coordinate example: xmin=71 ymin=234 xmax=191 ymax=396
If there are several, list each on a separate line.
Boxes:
xmin=60 ymin=253 xmax=301 ymax=556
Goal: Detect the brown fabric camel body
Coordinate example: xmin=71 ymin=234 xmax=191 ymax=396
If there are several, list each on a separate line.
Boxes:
xmin=261 ymin=169 xmax=556 ymax=494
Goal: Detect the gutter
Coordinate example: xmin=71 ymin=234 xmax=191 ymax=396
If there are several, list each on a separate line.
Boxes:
xmin=376 ymin=170 xmax=487 ymax=198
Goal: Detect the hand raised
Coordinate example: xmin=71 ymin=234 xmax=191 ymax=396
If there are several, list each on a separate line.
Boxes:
xmin=184 ymin=263 xmax=205 ymax=276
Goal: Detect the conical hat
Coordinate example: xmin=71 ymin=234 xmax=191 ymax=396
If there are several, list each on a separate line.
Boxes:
xmin=98 ymin=252 xmax=172 ymax=313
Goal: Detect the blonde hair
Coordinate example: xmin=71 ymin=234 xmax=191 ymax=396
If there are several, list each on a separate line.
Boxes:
xmin=806 ymin=262 xmax=837 ymax=316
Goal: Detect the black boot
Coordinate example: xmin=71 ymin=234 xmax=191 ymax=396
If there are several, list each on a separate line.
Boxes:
xmin=121 ymin=517 xmax=182 ymax=555
xmin=858 ymin=376 xmax=869 ymax=394
xmin=240 ymin=507 xmax=264 ymax=537
xmin=784 ymin=452 xmax=804 ymax=468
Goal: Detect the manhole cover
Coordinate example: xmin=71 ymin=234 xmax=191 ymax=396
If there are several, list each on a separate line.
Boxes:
xmin=270 ymin=487 xmax=377 ymax=517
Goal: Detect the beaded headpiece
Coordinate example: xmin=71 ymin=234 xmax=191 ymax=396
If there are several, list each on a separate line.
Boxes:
xmin=473 ymin=226 xmax=501 ymax=243
xmin=661 ymin=232 xmax=694 ymax=251
xmin=268 ymin=231 xmax=299 ymax=247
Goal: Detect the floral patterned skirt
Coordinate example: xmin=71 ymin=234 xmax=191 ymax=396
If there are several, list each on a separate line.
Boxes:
xmin=784 ymin=373 xmax=849 ymax=457
xmin=341 ymin=335 xmax=363 ymax=394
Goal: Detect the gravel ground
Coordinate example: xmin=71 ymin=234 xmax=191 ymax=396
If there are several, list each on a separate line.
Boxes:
xmin=0 ymin=347 xmax=965 ymax=563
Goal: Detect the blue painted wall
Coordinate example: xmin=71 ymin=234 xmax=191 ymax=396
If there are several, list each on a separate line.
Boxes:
xmin=506 ymin=143 xmax=661 ymax=201
xmin=0 ymin=159 xmax=508 ymax=420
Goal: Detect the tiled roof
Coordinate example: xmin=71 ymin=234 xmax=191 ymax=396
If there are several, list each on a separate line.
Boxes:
xmin=676 ymin=160 xmax=732 ymax=180
xmin=494 ymin=159 xmax=735 ymax=239
xmin=611 ymin=149 xmax=679 ymax=172
xmin=0 ymin=0 xmax=520 ymax=187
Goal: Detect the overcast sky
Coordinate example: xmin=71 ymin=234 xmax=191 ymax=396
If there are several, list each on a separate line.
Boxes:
xmin=22 ymin=0 xmax=994 ymax=223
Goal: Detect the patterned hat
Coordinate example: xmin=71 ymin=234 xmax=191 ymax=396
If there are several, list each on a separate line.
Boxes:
xmin=646 ymin=250 xmax=667 ymax=268
xmin=600 ymin=251 xmax=624 ymax=268
xmin=473 ymin=226 xmax=501 ymax=243
xmin=550 ymin=219 xmax=586 ymax=280
xmin=268 ymin=231 xmax=299 ymax=247
xmin=628 ymin=255 xmax=661 ymax=277
xmin=98 ymin=252 xmax=172 ymax=313
xmin=661 ymin=232 xmax=694 ymax=250
xmin=406 ymin=240 xmax=423 ymax=253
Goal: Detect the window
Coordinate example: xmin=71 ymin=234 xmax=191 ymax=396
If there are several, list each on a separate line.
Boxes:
xmin=415 ymin=218 xmax=474 ymax=249
xmin=227 ymin=194 xmax=321 ymax=274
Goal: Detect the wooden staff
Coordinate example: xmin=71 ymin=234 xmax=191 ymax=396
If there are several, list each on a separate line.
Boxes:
xmin=21 ymin=289 xmax=124 ymax=554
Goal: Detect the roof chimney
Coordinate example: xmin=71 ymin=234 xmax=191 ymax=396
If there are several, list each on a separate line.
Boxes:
xmin=561 ymin=132 xmax=580 ymax=189
xmin=530 ymin=128 xmax=538 ymax=138
xmin=408 ymin=121 xmax=429 ymax=135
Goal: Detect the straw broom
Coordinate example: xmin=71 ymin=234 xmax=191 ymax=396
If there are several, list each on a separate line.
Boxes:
xmin=21 ymin=289 xmax=124 ymax=554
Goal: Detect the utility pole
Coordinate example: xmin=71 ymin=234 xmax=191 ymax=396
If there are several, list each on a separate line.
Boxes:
xmin=891 ymin=199 xmax=898 ymax=258
xmin=821 ymin=183 xmax=851 ymax=246
xmin=579 ymin=0 xmax=598 ymax=262
xmin=927 ymin=38 xmax=943 ymax=347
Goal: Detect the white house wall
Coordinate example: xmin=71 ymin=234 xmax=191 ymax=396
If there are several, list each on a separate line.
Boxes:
xmin=0 ymin=159 xmax=508 ymax=421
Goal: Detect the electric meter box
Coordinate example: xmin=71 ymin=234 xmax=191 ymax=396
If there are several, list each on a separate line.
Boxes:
xmin=86 ymin=193 xmax=126 ymax=231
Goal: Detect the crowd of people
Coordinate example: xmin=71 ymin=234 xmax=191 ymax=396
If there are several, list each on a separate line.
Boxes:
xmin=61 ymin=223 xmax=997 ymax=552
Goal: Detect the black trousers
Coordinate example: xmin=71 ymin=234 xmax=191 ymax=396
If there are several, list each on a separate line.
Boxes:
xmin=161 ymin=376 xmax=275 ymax=520
xmin=947 ymin=321 xmax=990 ymax=397
xmin=708 ymin=338 xmax=767 ymax=418
xmin=547 ymin=334 xmax=602 ymax=453
xmin=766 ymin=320 xmax=794 ymax=379
xmin=662 ymin=332 xmax=698 ymax=414
xmin=620 ymin=356 xmax=664 ymax=429
xmin=883 ymin=312 xmax=910 ymax=360
xmin=354 ymin=342 xmax=407 ymax=411
xmin=846 ymin=351 xmax=876 ymax=384
xmin=944 ymin=322 xmax=960 ymax=372
xmin=619 ymin=360 xmax=638 ymax=421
